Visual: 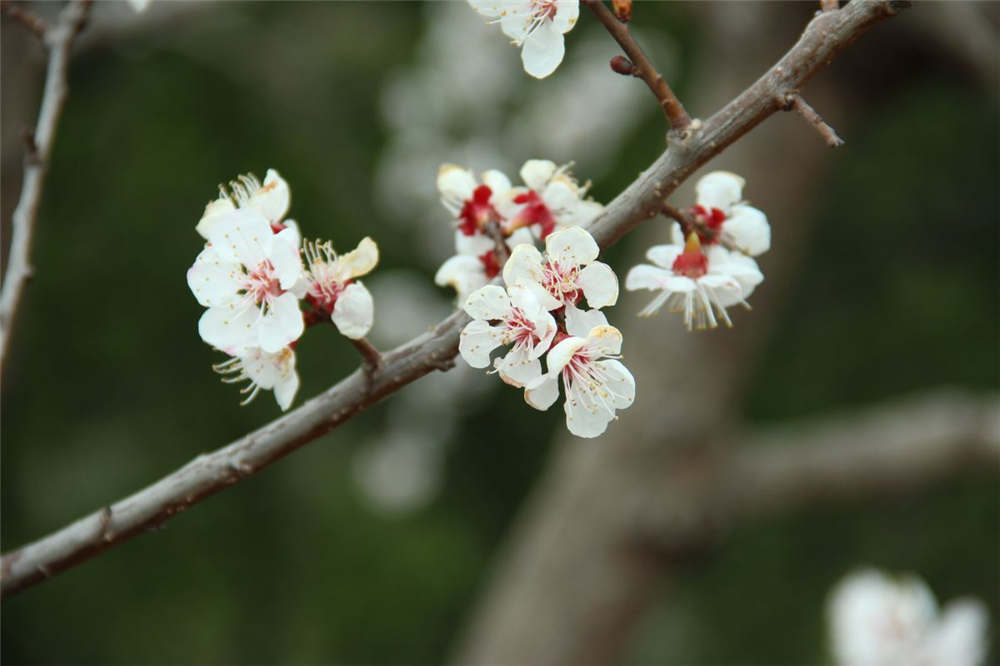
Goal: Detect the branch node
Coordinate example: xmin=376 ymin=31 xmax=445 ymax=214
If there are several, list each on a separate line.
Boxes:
xmin=428 ymin=355 xmax=456 ymax=372
xmin=609 ymin=55 xmax=637 ymax=77
xmin=2 ymin=1 xmax=48 ymax=39
xmin=350 ymin=338 xmax=383 ymax=389
xmin=782 ymin=92 xmax=844 ymax=148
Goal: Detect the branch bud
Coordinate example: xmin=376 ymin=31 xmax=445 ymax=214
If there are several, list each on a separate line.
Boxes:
xmin=611 ymin=0 xmax=632 ymax=22
xmin=610 ymin=55 xmax=636 ymax=76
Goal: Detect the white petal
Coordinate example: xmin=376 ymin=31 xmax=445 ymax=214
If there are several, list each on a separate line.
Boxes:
xmin=259 ymin=292 xmax=304 ymax=352
xmin=927 ymin=600 xmax=989 ymax=666
xmin=273 ymin=363 xmax=300 ymax=412
xmin=542 ymin=180 xmax=577 ymax=213
xmin=463 ymin=284 xmax=511 ymax=321
xmin=564 ymin=199 xmax=603 ymax=229
xmin=271 ymin=228 xmax=305 ymax=290
xmin=196 ymin=196 xmax=236 ymax=240
xmin=435 ymin=255 xmax=487 ymax=299
xmin=519 ymin=159 xmax=557 ymax=191
xmin=597 ymin=359 xmax=635 ymax=409
xmin=281 ymin=219 xmax=302 ymax=249
xmin=498 ymin=3 xmax=533 ymax=39
xmin=696 ymin=171 xmax=745 ymax=214
xmin=206 ymin=209 xmax=272 ymax=268
xmin=723 ymin=205 xmax=770 ymax=256
xmin=669 ymin=222 xmax=684 ymax=246
xmin=459 ymin=319 xmax=504 ymax=369
xmin=248 ymin=168 xmax=290 ymax=224
xmin=625 ymin=264 xmax=672 ymax=292
xmin=524 ymin=373 xmax=560 ymax=411
xmin=545 ymin=225 xmax=599 ymax=268
xmin=187 ymin=247 xmax=243 ymax=308
xmin=551 ymin=0 xmax=579 ymax=33
xmin=586 ymin=325 xmax=623 ymax=357
xmin=503 ymin=243 xmax=544 ymax=288
xmin=564 ymin=391 xmax=612 ymax=439
xmin=546 ymin=336 xmax=586 ymax=375
xmin=198 ymin=304 xmax=257 ymax=353
xmin=577 ymin=261 xmax=619 ymax=308
xmin=564 ymin=303 xmax=608 ymax=338
xmin=504 ymin=227 xmax=536 ymax=252
xmin=495 ymin=346 xmax=542 ymax=387
xmin=481 ymin=169 xmax=512 ymax=197
xmin=331 ymin=282 xmax=375 ymax=340
xmin=437 ymin=163 xmax=477 ymax=202
xmin=646 ymin=243 xmax=683 ymax=270
xmin=456 ymin=230 xmax=495 ymax=256
xmin=521 ymin=21 xmax=565 ymax=79
xmin=339 ymin=237 xmax=380 ymax=279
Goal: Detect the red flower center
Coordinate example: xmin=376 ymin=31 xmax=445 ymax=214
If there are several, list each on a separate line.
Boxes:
xmin=509 ymin=190 xmax=557 ymax=239
xmin=478 ymin=250 xmax=501 ymax=279
xmin=672 ymin=233 xmax=708 ymax=278
xmin=459 ymin=185 xmax=499 ymax=236
xmin=688 ymin=205 xmax=727 ymax=245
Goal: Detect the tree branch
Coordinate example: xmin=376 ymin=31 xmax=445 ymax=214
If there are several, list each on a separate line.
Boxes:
xmin=584 ymin=0 xmax=691 ymax=130
xmin=0 ymin=0 xmax=91 ymax=373
xmin=782 ymin=92 xmax=845 ymax=147
xmin=0 ymin=0 xmax=907 ymax=598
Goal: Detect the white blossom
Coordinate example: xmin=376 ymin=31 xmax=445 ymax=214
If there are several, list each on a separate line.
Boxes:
xmin=196 ymin=169 xmax=300 ymax=247
xmin=503 ymin=225 xmax=618 ymax=312
xmin=437 ymin=163 xmax=513 ymax=236
xmin=435 ymin=227 xmax=534 ymax=302
xmin=524 ymin=308 xmax=634 ymax=438
xmin=828 ymin=568 xmax=989 ymax=666
xmin=213 ymin=346 xmax=300 ymax=411
xmin=468 ymin=0 xmax=580 ymax=79
xmin=625 ymin=231 xmax=763 ymax=330
xmin=303 ymin=237 xmax=379 ymax=340
xmin=459 ymin=284 xmax=557 ymax=387
xmin=188 ymin=208 xmax=305 ymax=354
xmin=497 ymin=159 xmax=603 ymax=239
xmin=670 ymin=170 xmax=770 ymax=257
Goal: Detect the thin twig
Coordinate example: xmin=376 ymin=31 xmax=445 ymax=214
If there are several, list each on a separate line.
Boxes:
xmin=783 ymin=92 xmax=844 ymax=147
xmin=349 ymin=337 xmax=382 ymax=374
xmin=1 ymin=1 xmax=48 ymax=39
xmin=583 ymin=0 xmax=691 ymax=130
xmin=0 ymin=0 xmax=92 ymax=372
xmin=483 ymin=219 xmax=510 ymax=264
xmin=0 ymin=0 xmax=906 ymax=598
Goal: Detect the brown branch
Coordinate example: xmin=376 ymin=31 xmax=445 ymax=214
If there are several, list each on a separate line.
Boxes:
xmin=821 ymin=0 xmax=840 ymax=11
xmin=583 ymin=0 xmax=691 ymax=130
xmin=0 ymin=0 xmax=91 ymax=373
xmin=0 ymin=0 xmax=907 ymax=598
xmin=483 ymin=218 xmax=511 ymax=264
xmin=1 ymin=1 xmax=48 ymax=39
xmin=783 ymin=92 xmax=845 ymax=147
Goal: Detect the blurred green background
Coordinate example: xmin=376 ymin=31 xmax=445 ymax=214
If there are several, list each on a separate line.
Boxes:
xmin=2 ymin=2 xmax=996 ymax=664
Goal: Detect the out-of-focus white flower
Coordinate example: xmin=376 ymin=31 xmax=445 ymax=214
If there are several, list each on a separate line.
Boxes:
xmin=468 ymin=0 xmax=580 ymax=79
xmin=438 ymin=164 xmax=513 ymax=236
xmin=524 ymin=308 xmax=634 ymax=438
xmin=497 ymin=159 xmax=603 ymax=239
xmin=127 ymin=0 xmax=150 ymax=12
xmin=213 ymin=346 xmax=300 ymax=411
xmin=459 ymin=284 xmax=557 ymax=387
xmin=625 ymin=231 xmax=763 ymax=330
xmin=828 ymin=568 xmax=989 ymax=666
xmin=435 ymin=228 xmax=534 ymax=302
xmin=671 ymin=171 xmax=770 ymax=257
xmin=303 ymin=237 xmax=379 ymax=340
xmin=188 ymin=209 xmax=305 ymax=354
xmin=197 ymin=169 xmax=300 ymax=246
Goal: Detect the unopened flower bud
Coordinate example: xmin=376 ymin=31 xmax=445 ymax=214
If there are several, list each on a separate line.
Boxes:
xmin=610 ymin=55 xmax=635 ymax=76
xmin=612 ymin=0 xmax=632 ymax=22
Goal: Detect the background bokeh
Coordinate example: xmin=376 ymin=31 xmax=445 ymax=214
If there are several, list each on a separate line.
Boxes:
xmin=2 ymin=2 xmax=996 ymax=663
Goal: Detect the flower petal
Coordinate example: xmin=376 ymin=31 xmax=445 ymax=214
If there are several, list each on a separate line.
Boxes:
xmin=586 ymin=325 xmax=623 ymax=357
xmin=456 ymin=230 xmax=496 ymax=256
xmin=551 ymin=0 xmax=579 ymax=33
xmin=564 ymin=391 xmax=612 ymax=439
xmin=205 ymin=209 xmax=273 ymax=268
xmin=521 ymin=21 xmax=565 ymax=79
xmin=271 ymin=228 xmax=305 ymax=290
xmin=340 ymin=237 xmax=379 ymax=279
xmin=247 ymin=169 xmax=290 ymax=224
xmin=259 ymin=292 xmax=304 ymax=352
xmin=331 ymin=282 xmax=375 ymax=339
xmin=564 ymin=303 xmax=608 ymax=338
xmin=546 ymin=335 xmax=586 ymax=375
xmin=545 ymin=225 xmax=599 ymax=268
xmin=459 ymin=319 xmax=504 ymax=368
xmin=196 ymin=196 xmax=236 ymax=240
xmin=696 ymin=171 xmax=745 ymax=213
xmin=187 ymin=247 xmax=243 ymax=308
xmin=723 ymin=205 xmax=770 ymax=256
xmin=624 ymin=264 xmax=672 ymax=292
xmin=597 ymin=359 xmax=635 ymax=409
xmin=524 ymin=373 xmax=560 ymax=411
xmin=435 ymin=255 xmax=487 ymax=299
xmin=482 ymin=169 xmax=512 ymax=197
xmin=199 ymin=303 xmax=257 ymax=353
xmin=577 ymin=261 xmax=619 ymax=308
xmin=463 ymin=284 xmax=511 ymax=321
xmin=437 ymin=163 xmax=477 ymax=203
xmin=646 ymin=243 xmax=683 ymax=270
xmin=504 ymin=227 xmax=536 ymax=252
xmin=495 ymin=346 xmax=542 ymax=387
xmin=520 ymin=159 xmax=557 ymax=191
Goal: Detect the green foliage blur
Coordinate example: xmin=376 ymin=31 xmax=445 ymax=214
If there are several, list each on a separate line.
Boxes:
xmin=2 ymin=2 xmax=996 ymax=664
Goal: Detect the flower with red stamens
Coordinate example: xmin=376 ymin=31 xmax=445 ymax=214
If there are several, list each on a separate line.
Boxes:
xmin=671 ymin=171 xmax=770 ymax=256
xmin=302 ymin=237 xmax=379 ymax=340
xmin=437 ymin=164 xmax=512 ymax=236
xmin=197 ymin=169 xmax=302 ymax=247
xmin=468 ymin=0 xmax=580 ymax=79
xmin=499 ymin=159 xmax=603 ymax=240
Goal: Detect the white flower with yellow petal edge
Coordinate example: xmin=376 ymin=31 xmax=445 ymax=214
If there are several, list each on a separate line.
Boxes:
xmin=524 ymin=308 xmax=634 ymax=438
xmin=468 ymin=0 xmax=579 ymax=79
xmin=303 ymin=237 xmax=380 ymax=340
xmin=459 ymin=283 xmax=557 ymax=387
xmin=187 ymin=208 xmax=305 ymax=354
xmin=213 ymin=346 xmax=300 ymax=412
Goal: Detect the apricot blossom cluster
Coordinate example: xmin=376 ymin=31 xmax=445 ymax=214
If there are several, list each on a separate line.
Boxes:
xmin=187 ymin=169 xmax=379 ymax=411
xmin=626 ymin=171 xmax=770 ymax=330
